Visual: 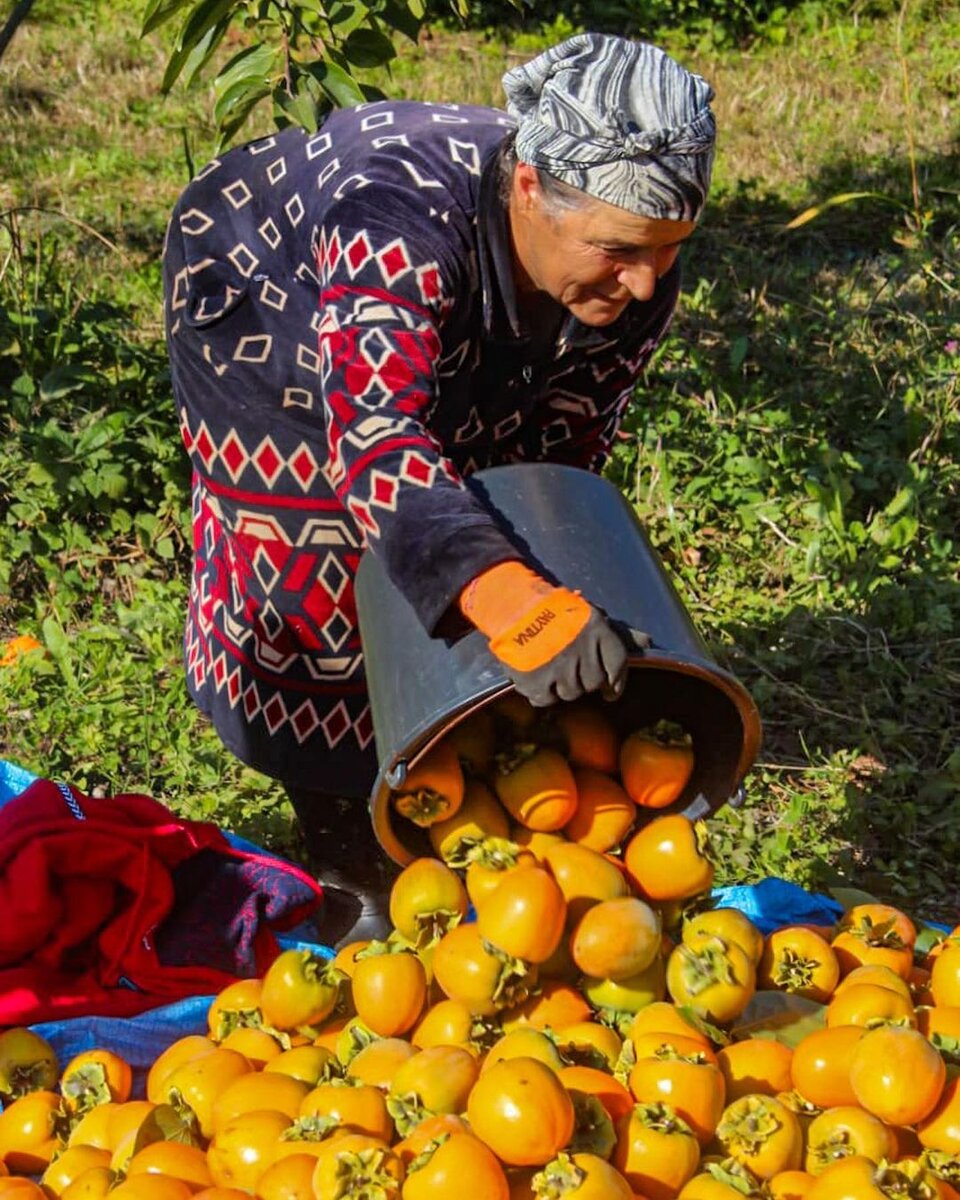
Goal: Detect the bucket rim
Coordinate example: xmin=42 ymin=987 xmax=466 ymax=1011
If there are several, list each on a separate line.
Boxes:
xmin=369 ymin=651 xmax=762 ymax=866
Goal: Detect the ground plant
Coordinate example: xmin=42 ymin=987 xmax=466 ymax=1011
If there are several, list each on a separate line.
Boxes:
xmin=0 ymin=0 xmax=957 ymax=919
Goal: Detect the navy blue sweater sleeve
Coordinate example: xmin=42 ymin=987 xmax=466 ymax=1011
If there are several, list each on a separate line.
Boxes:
xmin=315 ymin=188 xmax=519 ymax=634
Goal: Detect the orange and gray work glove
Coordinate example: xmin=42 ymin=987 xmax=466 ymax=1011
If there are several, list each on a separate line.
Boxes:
xmin=459 ymin=560 xmax=631 ymax=707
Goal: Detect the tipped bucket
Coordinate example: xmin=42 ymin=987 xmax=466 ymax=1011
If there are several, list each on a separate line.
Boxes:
xmin=355 ymin=463 xmax=762 ymax=865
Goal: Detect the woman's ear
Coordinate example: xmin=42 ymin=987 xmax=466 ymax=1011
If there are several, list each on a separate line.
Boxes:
xmin=512 ymin=161 xmax=541 ymax=212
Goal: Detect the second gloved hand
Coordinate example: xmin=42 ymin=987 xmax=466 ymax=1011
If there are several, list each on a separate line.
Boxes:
xmin=459 ymin=560 xmax=630 ymax=707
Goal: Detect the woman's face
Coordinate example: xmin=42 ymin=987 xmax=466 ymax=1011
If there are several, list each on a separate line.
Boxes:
xmin=509 ymin=163 xmax=697 ymax=327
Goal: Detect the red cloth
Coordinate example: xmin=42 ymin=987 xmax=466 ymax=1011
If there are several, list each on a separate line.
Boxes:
xmin=0 ymin=779 xmax=323 ymax=1025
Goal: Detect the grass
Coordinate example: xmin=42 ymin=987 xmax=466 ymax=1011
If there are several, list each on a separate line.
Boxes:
xmin=1 ymin=0 xmax=958 ymax=918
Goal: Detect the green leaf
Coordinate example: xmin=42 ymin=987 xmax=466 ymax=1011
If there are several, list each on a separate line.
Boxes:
xmin=39 ymin=364 xmax=98 ymax=401
xmin=142 ymin=0 xmax=197 ymax=37
xmin=273 ymin=85 xmax=326 ymax=135
xmin=342 ymin=27 xmax=397 ymax=68
xmin=306 ymin=58 xmax=366 ymax=108
xmin=181 ymin=16 xmax=232 ymax=88
xmin=217 ymin=85 xmax=272 ymax=148
xmin=377 ymin=0 xmax=423 ymax=41
xmin=161 ymin=0 xmax=238 ymax=92
xmin=214 ymin=41 xmax=279 ymax=103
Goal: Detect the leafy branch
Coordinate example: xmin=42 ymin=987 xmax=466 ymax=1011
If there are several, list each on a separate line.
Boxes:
xmin=141 ymin=0 xmax=473 ymax=147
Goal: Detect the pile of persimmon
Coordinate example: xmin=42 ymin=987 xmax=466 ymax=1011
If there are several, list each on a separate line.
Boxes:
xmin=389 ymin=693 xmax=696 ymax=846
xmin=1 ymin=840 xmax=959 ymax=1200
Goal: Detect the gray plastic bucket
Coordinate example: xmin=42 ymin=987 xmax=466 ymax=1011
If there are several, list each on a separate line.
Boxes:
xmin=355 ymin=463 xmax=762 ymax=864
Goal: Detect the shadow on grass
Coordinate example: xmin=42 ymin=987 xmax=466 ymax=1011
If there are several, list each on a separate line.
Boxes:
xmin=649 ymin=144 xmax=960 ymax=921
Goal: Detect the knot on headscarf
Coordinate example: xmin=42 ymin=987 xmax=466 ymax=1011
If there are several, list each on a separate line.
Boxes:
xmin=502 ymin=33 xmax=717 ymax=222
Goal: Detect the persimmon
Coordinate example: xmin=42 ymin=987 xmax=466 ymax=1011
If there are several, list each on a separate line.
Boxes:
xmin=825 ymin=982 xmax=915 ymax=1029
xmin=386 ymin=1044 xmax=478 ymax=1134
xmin=543 ymin=841 xmax=630 ymax=924
xmin=831 ymin=907 xmax=916 ymax=982
xmin=917 ymin=1075 xmax=960 ymax=1153
xmin=563 ymin=768 xmax=635 ymax=853
xmin=484 ymin=1028 xmax=566 ymax=1075
xmin=716 ymin=1038 xmax=794 ymax=1102
xmin=207 ymin=978 xmax=264 ymax=1041
xmin=759 ymin=927 xmax=840 ymax=1004
xmin=494 ymin=745 xmax=579 ymax=832
xmin=218 ymin=1026 xmax=284 ymax=1067
xmin=263 ymin=1044 xmax=338 ymax=1088
xmin=559 ymin=1065 xmax=634 ymax=1123
xmin=432 ymin=922 xmax=538 ymax=1016
xmin=157 ymin=1047 xmax=253 ymax=1140
xmin=790 ymin=1025 xmax=864 ymax=1109
xmin=804 ymin=1107 xmax=898 ymax=1174
xmin=260 ymin=948 xmax=343 ymax=1032
xmin=834 ymin=964 xmax=912 ymax=1001
xmin=666 ymin=937 xmax=756 ymax=1024
xmin=465 ymin=841 xmax=539 ymax=909
xmin=126 ymin=1141 xmax=214 ymax=1191
xmin=624 ymin=815 xmax=714 ymax=902
xmin=627 ymin=1002 xmax=711 ymax=1049
xmin=849 ymin=1025 xmax=946 ymax=1126
xmin=402 ymin=1131 xmax=510 ymax=1200
xmin=555 ymin=1021 xmax=624 ymax=1071
xmin=443 ymin=709 xmax=497 ymax=776
xmin=477 ymin=864 xmax=568 ymax=963
xmin=429 ymin=778 xmax=511 ymax=866
xmin=391 ymin=740 xmax=464 ymax=827
xmin=553 ymin=703 xmax=621 ymax=775
xmin=61 ymin=1050 xmax=132 ymax=1114
xmin=411 ymin=998 xmax=476 ymax=1051
xmin=467 ymin=1057 xmax=575 ymax=1167
xmin=509 ymin=827 xmax=567 ymax=861
xmin=393 ymin=1113 xmax=471 ymax=1167
xmin=838 ymin=904 xmax=917 ymax=949
xmin=582 ymin=955 xmax=666 ymax=1015
xmin=628 ymin=1050 xmax=726 ymax=1144
xmin=60 ymin=1167 xmax=117 ymax=1199
xmin=918 ymin=1006 xmax=960 ymax=1062
xmin=210 ymin=1070 xmax=309 ymax=1131
xmin=0 ymin=1090 xmax=67 ymax=1174
xmin=932 ymin=945 xmax=960 ymax=1008
xmin=0 ymin=1029 xmax=59 ymax=1103
xmin=351 ymin=946 xmax=426 ymax=1037
xmin=804 ymin=1157 xmax=887 ymax=1200
xmin=532 ymin=1151 xmax=634 ymax=1200
xmin=715 ymin=1094 xmax=803 ymax=1180
xmin=612 ymin=1102 xmax=701 ymax=1200
xmin=310 ymin=1134 xmax=403 ymax=1199
xmin=631 ymin=1031 xmax=718 ymax=1067
xmin=256 ymin=1153 xmax=318 ymax=1200
xmin=388 ymin=857 xmax=469 ymax=948
xmin=346 ymin=1038 xmax=416 ymax=1090
xmin=682 ymin=909 xmax=765 ymax=966
xmin=299 ymin=1078 xmax=393 ymax=1141
xmin=769 ymin=1171 xmax=816 ymax=1200
xmin=39 ymin=1146 xmax=112 ymax=1197
xmin=501 ymin=981 xmax=591 ymax=1031
xmin=620 ymin=721 xmax=695 ymax=809
xmin=570 ymin=896 xmax=661 ymax=981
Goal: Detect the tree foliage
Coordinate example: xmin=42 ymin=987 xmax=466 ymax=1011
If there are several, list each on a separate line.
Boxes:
xmin=142 ymin=0 xmax=485 ymax=147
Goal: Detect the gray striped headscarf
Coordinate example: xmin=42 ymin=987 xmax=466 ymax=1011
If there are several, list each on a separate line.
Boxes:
xmin=502 ymin=33 xmax=716 ymax=222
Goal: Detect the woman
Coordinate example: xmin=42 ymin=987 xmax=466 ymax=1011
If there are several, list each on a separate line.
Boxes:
xmin=162 ymin=32 xmax=716 ymax=941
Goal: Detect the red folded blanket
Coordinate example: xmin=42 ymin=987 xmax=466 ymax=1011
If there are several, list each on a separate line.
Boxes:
xmin=0 ymin=779 xmax=323 ymax=1025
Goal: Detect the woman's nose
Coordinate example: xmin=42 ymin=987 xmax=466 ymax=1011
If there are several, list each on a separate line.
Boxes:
xmin=616 ymin=258 xmax=659 ymax=302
